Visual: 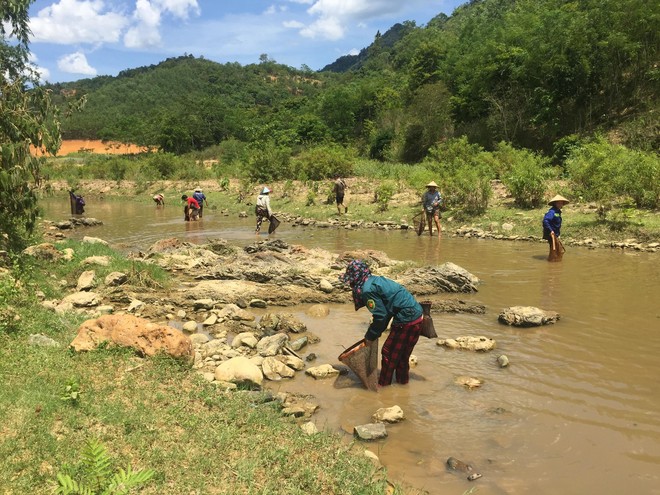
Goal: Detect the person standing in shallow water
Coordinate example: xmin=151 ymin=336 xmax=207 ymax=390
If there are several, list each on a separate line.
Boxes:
xmin=255 ymin=186 xmax=273 ymax=234
xmin=340 ymin=260 xmax=423 ymax=387
xmin=543 ymin=194 xmax=570 ymax=261
xmin=421 ymin=181 xmax=442 ymax=237
xmin=192 ymin=188 xmax=208 ymax=218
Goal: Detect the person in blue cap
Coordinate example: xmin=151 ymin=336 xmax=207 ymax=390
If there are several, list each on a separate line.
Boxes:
xmin=340 ymin=259 xmax=423 ymax=387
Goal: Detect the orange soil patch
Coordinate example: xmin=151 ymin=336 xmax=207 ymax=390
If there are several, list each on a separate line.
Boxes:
xmin=33 ymin=139 xmax=150 ymax=156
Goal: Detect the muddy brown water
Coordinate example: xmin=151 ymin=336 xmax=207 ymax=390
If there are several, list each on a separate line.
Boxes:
xmin=41 ymin=197 xmax=660 ymax=495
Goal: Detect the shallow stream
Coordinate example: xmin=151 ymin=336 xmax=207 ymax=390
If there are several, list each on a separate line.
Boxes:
xmin=41 ymin=197 xmax=660 ymax=495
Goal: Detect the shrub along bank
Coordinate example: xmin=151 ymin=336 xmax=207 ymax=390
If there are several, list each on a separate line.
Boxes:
xmin=0 ymin=241 xmax=396 ymax=495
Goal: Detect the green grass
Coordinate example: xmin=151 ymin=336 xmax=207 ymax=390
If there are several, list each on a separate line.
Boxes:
xmin=0 ymin=242 xmax=399 ymax=495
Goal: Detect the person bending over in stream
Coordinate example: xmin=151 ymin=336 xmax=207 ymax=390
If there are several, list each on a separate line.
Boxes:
xmin=181 ymin=194 xmax=200 ymax=221
xmin=340 ymin=259 xmax=423 ymax=387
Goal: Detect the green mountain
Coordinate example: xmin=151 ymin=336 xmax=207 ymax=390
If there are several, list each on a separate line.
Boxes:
xmin=50 ymin=55 xmax=326 ymax=153
xmin=48 ymin=0 xmax=658 ymax=158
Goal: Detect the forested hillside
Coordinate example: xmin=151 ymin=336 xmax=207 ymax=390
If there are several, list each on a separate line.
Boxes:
xmin=51 ymin=0 xmax=657 ymax=161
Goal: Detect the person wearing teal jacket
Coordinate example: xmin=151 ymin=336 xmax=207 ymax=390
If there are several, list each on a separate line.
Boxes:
xmin=340 ymin=260 xmax=423 ymax=387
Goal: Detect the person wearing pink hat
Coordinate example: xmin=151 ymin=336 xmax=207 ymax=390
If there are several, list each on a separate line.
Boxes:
xmin=543 ymin=194 xmax=570 ymax=261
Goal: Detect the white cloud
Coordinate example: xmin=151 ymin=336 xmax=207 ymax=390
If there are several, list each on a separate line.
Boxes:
xmin=347 ymin=48 xmax=359 ymax=56
xmin=58 ymin=51 xmax=98 ymax=75
xmin=124 ymin=0 xmax=162 ymax=47
xmin=300 ymin=16 xmax=343 ymax=40
xmin=30 ymin=0 xmax=128 ymax=44
xmin=298 ymin=0 xmax=411 ymax=39
xmin=264 ymin=5 xmax=277 ymax=15
xmin=124 ymin=0 xmax=200 ymax=49
xmin=307 ymin=0 xmax=402 ymax=19
xmin=154 ymin=0 xmax=200 ymax=19
xmin=283 ymin=20 xmax=305 ymax=29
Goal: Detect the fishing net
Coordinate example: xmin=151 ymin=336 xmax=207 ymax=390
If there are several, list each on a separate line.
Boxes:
xmin=413 ymin=212 xmax=426 ymax=236
xmin=268 ymin=215 xmax=281 ymax=234
xmin=338 ymin=339 xmax=379 ymax=391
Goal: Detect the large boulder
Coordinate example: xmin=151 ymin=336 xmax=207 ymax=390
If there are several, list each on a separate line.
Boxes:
xmin=498 ymin=306 xmax=560 ymax=327
xmin=70 ymin=314 xmax=193 ymax=360
xmin=397 ymin=262 xmax=480 ymax=294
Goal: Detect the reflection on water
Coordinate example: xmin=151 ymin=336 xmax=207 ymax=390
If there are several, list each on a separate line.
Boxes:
xmin=40 ymin=196 xmax=660 ymax=495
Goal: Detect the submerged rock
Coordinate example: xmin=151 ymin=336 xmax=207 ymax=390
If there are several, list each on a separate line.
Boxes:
xmin=437 ymin=336 xmax=496 ymax=351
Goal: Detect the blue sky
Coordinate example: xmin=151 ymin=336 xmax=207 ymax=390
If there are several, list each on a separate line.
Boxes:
xmin=26 ymin=0 xmax=465 ymax=83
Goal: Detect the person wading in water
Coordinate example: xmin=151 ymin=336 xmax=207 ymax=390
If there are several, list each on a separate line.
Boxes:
xmin=543 ymin=194 xmax=569 ymax=261
xmin=421 ymin=181 xmax=443 ymax=237
xmin=255 ymin=187 xmax=273 ymax=234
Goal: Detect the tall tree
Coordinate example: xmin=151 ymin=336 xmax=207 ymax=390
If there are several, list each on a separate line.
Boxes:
xmin=1 ymin=0 xmax=64 ymax=251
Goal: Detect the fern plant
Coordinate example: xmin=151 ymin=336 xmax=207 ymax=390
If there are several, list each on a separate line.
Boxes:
xmin=54 ymin=439 xmax=155 ymax=495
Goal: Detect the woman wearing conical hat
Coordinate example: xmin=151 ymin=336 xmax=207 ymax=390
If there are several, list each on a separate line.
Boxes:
xmin=543 ymin=194 xmax=570 ymax=261
xmin=421 ymin=181 xmax=443 ymax=238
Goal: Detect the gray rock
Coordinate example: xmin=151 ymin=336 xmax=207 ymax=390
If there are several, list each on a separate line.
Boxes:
xmin=289 ymin=336 xmax=308 ymax=352
xmin=127 ymin=299 xmax=144 ymax=313
xmin=81 ymin=256 xmax=110 ymax=266
xmin=189 ymin=334 xmax=210 ymax=346
xmin=214 ymin=356 xmax=263 ymax=388
xmin=398 ymin=262 xmax=480 ymax=294
xmin=231 ymin=332 xmax=258 ymax=349
xmin=60 ymin=291 xmax=101 ymax=308
xmin=202 ymin=314 xmax=218 ymax=326
xmin=437 ymin=336 xmax=496 ymax=352
xmin=372 ymin=405 xmax=404 ymax=423
xmin=262 ymin=356 xmax=296 ymax=381
xmin=82 ymin=236 xmax=109 ymax=246
xmin=354 ymin=423 xmax=388 ymax=441
xmin=249 ymin=299 xmax=268 ymax=308
xmin=194 ymin=299 xmax=216 ymax=310
xmin=256 ymin=333 xmax=289 ymax=357
xmin=300 ymin=422 xmax=318 ymax=435
xmin=76 ymin=270 xmax=96 ymax=291
xmin=497 ymin=355 xmax=510 ymax=367
xmin=498 ymin=306 xmax=560 ymax=327
xmin=104 ymin=271 xmax=127 ymax=286
xmin=182 ymin=321 xmax=198 ymax=333
xmin=305 ymin=364 xmax=339 ymax=379
xmin=319 ymin=279 xmax=334 ymax=293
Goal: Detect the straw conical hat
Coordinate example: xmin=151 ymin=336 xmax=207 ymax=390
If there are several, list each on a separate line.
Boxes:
xmin=548 ymin=194 xmax=570 ymax=206
xmin=426 ymin=181 xmax=438 ymax=188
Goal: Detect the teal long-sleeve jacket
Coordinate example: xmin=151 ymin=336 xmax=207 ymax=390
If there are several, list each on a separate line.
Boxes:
xmin=360 ymin=276 xmax=422 ymax=341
